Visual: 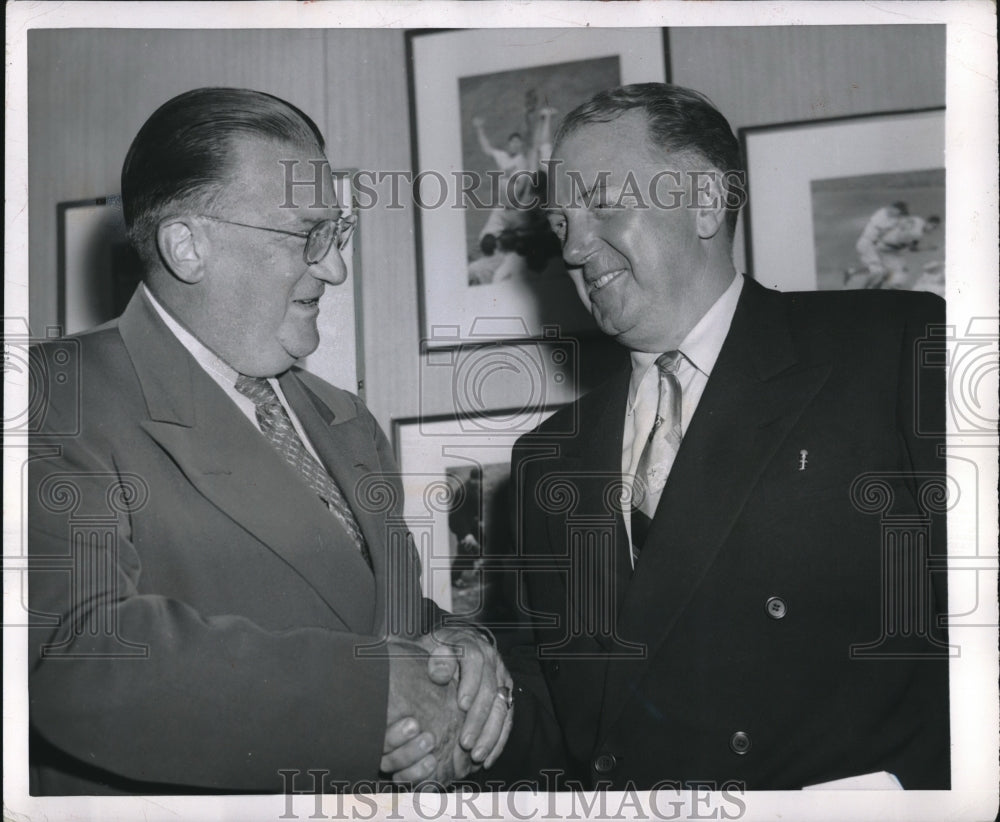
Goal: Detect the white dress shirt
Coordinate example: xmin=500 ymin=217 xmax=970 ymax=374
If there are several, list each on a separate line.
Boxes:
xmin=621 ymin=274 xmax=743 ymax=553
xmin=143 ymin=284 xmax=325 ymax=464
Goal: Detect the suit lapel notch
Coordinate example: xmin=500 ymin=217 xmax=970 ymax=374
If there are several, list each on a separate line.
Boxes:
xmin=118 ymin=290 xmax=196 ymax=427
xmin=141 ymin=380 xmax=375 ymax=630
xmin=124 ymin=300 xmax=374 ymax=630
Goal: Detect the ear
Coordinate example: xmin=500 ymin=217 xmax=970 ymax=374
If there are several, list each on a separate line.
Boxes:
xmin=156 ymin=219 xmax=206 ymax=284
xmin=693 ymin=172 xmax=728 ymax=240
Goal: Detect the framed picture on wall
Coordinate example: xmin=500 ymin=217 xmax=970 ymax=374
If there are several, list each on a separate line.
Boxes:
xmin=406 ymin=28 xmax=669 ymax=347
xmin=740 ymin=108 xmax=945 ymax=295
xmin=56 ymin=172 xmax=366 ymax=396
xmin=297 ymin=170 xmax=366 ymax=398
xmin=392 ymin=406 xmax=565 ymax=621
xmin=57 ymin=196 xmax=142 ymax=335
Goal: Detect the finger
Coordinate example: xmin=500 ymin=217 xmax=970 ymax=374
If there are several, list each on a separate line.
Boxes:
xmin=454 ymin=640 xmax=487 ymax=713
xmin=390 ymin=753 xmax=437 ymax=785
xmin=382 ymin=717 xmax=419 ymax=753
xmin=426 ymin=643 xmax=458 ymax=685
xmin=470 ymin=690 xmax=508 ymax=764
xmin=484 ymin=697 xmax=515 ymax=769
xmin=458 ymin=656 xmax=497 ymax=750
xmin=380 ymin=731 xmax=436 ymax=774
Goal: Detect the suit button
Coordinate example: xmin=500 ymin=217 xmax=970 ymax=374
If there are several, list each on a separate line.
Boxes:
xmin=765 ymin=596 xmax=787 ymax=619
xmin=730 ymin=731 xmax=751 ymax=755
xmin=593 ymin=753 xmax=617 ymax=773
xmin=549 ymin=661 xmax=560 ymax=678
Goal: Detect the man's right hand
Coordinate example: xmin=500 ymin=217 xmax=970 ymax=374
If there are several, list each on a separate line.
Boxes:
xmin=382 ymin=641 xmax=472 ymax=785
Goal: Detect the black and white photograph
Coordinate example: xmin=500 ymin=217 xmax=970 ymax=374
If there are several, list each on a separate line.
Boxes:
xmin=458 ymin=56 xmax=621 ymax=287
xmin=739 ymin=107 xmax=946 ymax=292
xmin=393 ymin=408 xmax=561 ymax=640
xmin=811 ymin=169 xmax=945 ymax=293
xmin=3 ymin=4 xmax=998 ymax=822
xmin=409 ymin=27 xmax=668 ymax=345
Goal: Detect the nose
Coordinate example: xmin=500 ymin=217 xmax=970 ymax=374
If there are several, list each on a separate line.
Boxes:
xmin=561 ymin=210 xmax=596 ymax=269
xmin=309 ymin=245 xmax=349 ymax=286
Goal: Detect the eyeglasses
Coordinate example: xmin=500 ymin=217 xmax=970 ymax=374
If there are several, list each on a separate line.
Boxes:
xmin=196 ymin=213 xmax=357 ymax=265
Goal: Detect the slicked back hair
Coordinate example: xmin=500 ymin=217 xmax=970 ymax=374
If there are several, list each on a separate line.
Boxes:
xmin=121 ymin=87 xmax=325 ymax=263
xmin=553 ymin=83 xmax=744 ymax=234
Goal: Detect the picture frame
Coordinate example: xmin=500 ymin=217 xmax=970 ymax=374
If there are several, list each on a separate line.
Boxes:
xmin=392 ymin=405 xmax=564 ymax=618
xmin=56 ymin=172 xmax=366 ymax=396
xmin=57 ymin=196 xmax=141 ymax=336
xmin=406 ymin=28 xmax=669 ymax=347
xmin=740 ymin=107 xmax=945 ymax=294
xmin=298 ymin=170 xmax=367 ymax=398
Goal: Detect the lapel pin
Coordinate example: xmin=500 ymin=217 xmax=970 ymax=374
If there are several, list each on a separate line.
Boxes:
xmin=798 ymin=450 xmax=809 ymax=471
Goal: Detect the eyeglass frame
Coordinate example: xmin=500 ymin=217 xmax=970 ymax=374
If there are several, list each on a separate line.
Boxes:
xmin=193 ymin=212 xmax=357 ymax=265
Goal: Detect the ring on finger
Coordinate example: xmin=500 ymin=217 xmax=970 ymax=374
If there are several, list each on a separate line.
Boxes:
xmin=496 ymin=685 xmax=514 ymax=710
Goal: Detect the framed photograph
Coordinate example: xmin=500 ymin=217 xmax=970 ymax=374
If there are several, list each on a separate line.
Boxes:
xmin=56 ymin=173 xmax=366 ymax=396
xmin=57 ymin=196 xmax=141 ymax=335
xmin=392 ymin=406 xmax=563 ymax=621
xmin=407 ymin=28 xmax=669 ymax=347
xmin=740 ymin=108 xmax=945 ymax=294
xmin=298 ymin=170 xmax=366 ymax=397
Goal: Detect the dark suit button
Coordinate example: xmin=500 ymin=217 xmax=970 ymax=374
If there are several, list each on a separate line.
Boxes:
xmin=593 ymin=753 xmax=617 ymax=773
xmin=765 ymin=596 xmax=787 ymax=619
xmin=730 ymin=731 xmax=751 ymax=755
xmin=550 ymin=661 xmax=560 ymax=678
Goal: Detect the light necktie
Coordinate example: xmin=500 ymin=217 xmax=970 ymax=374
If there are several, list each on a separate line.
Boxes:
xmin=235 ymin=374 xmax=372 ymax=568
xmin=630 ymin=351 xmax=684 ymax=563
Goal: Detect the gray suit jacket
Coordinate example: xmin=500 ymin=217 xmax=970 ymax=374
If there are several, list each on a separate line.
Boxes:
xmin=29 ymin=289 xmax=432 ymax=793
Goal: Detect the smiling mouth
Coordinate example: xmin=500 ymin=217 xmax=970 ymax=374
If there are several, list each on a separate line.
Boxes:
xmin=293 ymin=297 xmax=320 ymax=308
xmin=587 ymin=269 xmax=626 ymax=295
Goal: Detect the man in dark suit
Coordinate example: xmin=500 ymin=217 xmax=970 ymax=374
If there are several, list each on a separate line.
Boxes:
xmin=509 ymin=83 xmax=950 ymax=790
xmin=28 ymin=87 xmax=513 ymax=794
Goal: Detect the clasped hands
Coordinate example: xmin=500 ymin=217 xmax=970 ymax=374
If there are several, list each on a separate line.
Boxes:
xmin=381 ymin=626 xmax=513 ymax=785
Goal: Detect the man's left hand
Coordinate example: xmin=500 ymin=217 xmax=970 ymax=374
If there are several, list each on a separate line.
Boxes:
xmin=421 ymin=626 xmax=514 ymax=768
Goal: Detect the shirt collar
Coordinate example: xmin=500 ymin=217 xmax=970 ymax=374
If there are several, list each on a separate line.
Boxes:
xmin=628 ymin=273 xmax=744 ymax=405
xmin=143 ymin=283 xmax=240 ymax=386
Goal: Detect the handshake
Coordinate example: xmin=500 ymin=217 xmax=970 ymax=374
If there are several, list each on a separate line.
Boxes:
xmin=380 ymin=627 xmax=514 ymax=785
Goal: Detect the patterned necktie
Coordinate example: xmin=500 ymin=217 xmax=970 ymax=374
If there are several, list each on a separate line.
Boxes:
xmin=630 ymin=351 xmax=684 ymax=563
xmin=235 ymin=374 xmax=372 ymax=568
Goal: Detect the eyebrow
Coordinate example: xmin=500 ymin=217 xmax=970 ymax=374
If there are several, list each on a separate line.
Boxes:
xmin=580 ymin=178 xmax=606 ymax=199
xmin=557 ymin=173 xmax=610 ymax=208
xmin=294 ymin=204 xmax=344 ymax=228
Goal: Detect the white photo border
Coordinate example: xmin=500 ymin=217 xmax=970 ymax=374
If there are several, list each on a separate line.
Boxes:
xmin=4 ymin=4 xmax=997 ymax=822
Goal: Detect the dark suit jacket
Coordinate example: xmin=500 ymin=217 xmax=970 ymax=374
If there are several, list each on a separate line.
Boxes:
xmin=508 ymin=277 xmax=950 ymax=790
xmin=28 ymin=290 xmax=434 ymax=794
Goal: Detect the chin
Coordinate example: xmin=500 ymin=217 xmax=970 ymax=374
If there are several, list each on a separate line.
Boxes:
xmin=279 ymin=329 xmax=321 ymax=361
xmin=237 ymin=355 xmax=298 ymax=378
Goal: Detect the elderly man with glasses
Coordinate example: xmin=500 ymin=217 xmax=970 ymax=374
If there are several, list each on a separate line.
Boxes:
xmin=28 ymin=87 xmax=512 ymax=795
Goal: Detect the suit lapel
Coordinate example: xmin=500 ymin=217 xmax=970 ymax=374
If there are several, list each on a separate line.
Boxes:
xmin=545 ymin=368 xmax=632 ymax=651
xmin=119 ymin=291 xmax=376 ymax=631
xmin=279 ymin=373 xmax=386 ymax=579
xmin=600 ymin=279 xmax=832 ymax=736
